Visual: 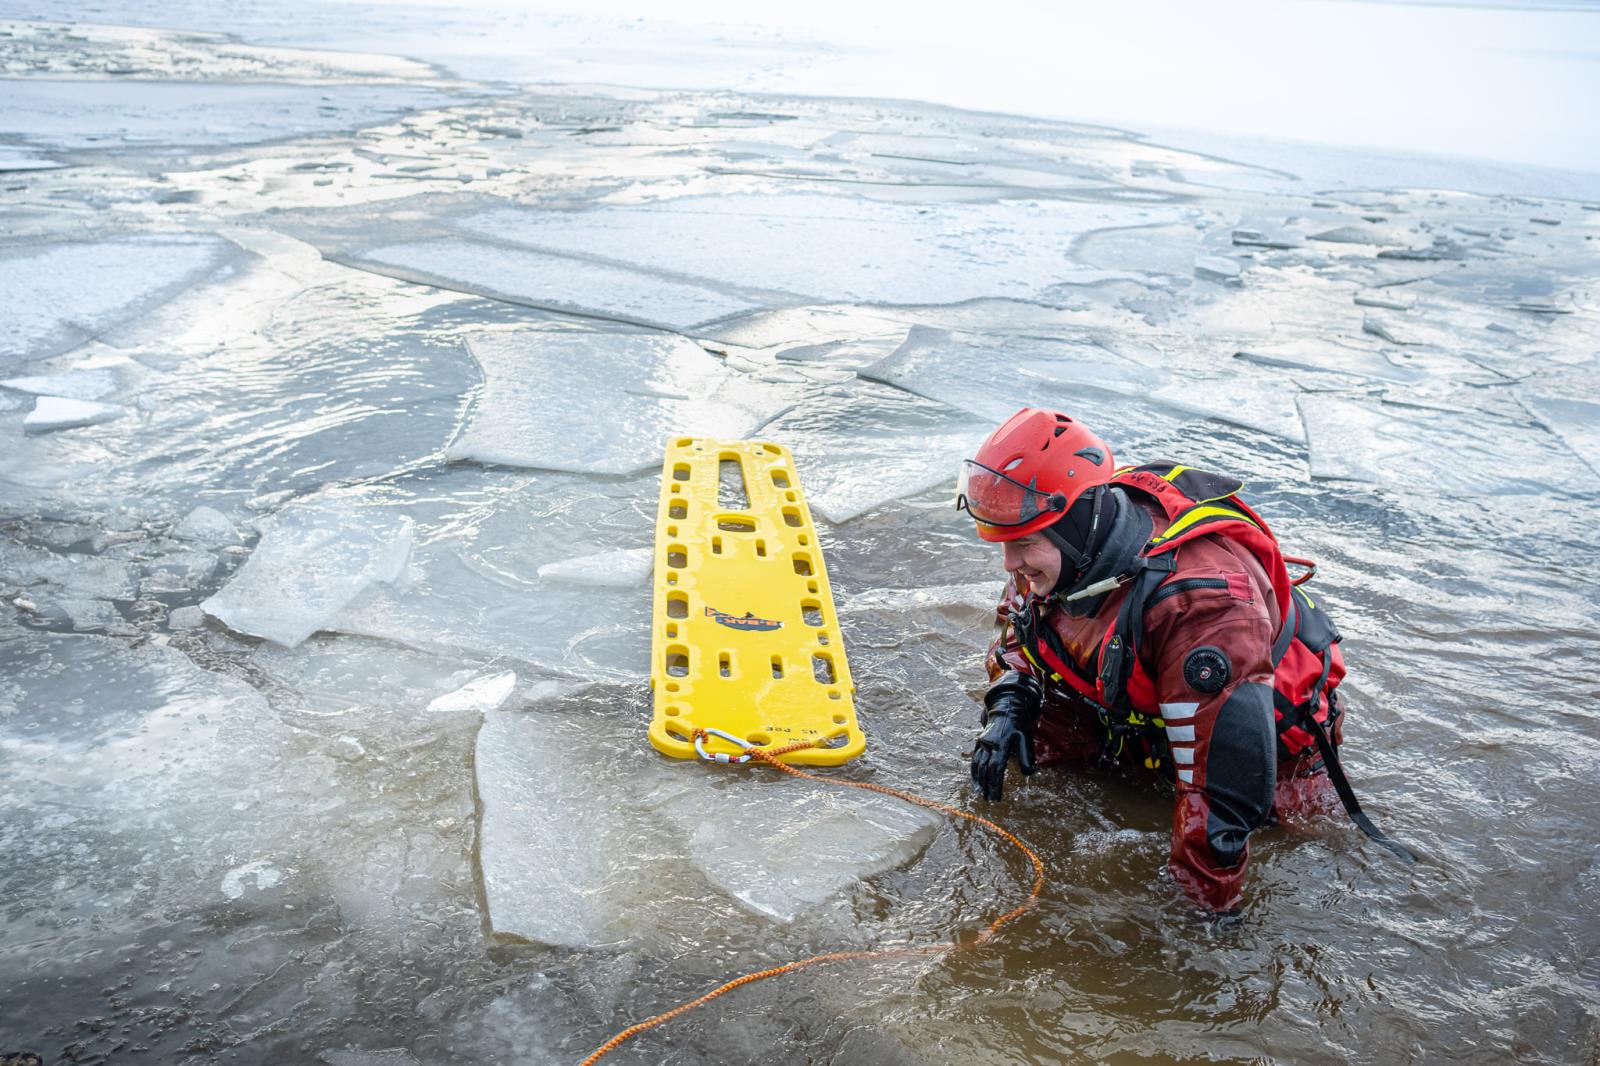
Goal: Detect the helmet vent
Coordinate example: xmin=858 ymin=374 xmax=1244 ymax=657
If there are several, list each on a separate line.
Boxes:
xmin=1002 ymin=457 xmax=1024 ymax=471
xmin=1073 ymin=447 xmax=1105 ymax=465
xmin=1052 ymin=425 xmax=1068 ymax=437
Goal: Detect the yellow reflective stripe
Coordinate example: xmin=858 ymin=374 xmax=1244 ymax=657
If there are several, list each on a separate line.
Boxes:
xmin=1152 ymin=503 xmax=1260 ymax=545
xmin=1296 ymin=585 xmax=1317 ymax=609
xmin=1162 ymin=464 xmax=1190 ymax=482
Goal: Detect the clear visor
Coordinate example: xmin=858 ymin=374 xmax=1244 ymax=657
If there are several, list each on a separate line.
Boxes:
xmin=955 ymin=459 xmax=1065 ymax=528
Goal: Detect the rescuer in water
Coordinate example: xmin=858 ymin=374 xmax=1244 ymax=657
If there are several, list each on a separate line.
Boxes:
xmin=956 ymin=407 xmax=1409 ymax=912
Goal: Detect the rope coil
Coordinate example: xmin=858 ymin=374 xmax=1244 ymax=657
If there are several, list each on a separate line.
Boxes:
xmin=578 ymin=730 xmax=1045 ymax=1065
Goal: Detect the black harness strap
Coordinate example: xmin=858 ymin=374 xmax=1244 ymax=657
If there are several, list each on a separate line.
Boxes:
xmin=1270 ymin=591 xmax=1298 ymax=668
xmin=1294 ymin=656 xmax=1417 ymax=864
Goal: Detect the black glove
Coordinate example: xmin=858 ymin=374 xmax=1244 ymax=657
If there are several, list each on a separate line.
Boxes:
xmin=970 ymin=670 xmax=1043 ymax=801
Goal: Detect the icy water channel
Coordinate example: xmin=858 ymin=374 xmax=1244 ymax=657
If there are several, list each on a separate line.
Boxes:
xmin=2 ymin=14 xmax=1599 ymax=1066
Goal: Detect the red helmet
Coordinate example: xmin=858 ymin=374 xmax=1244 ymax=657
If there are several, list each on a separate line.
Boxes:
xmin=956 ymin=408 xmax=1115 ymax=542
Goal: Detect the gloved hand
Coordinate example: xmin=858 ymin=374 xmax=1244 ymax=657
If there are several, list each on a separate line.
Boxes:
xmin=970 ymin=670 xmax=1043 ymax=801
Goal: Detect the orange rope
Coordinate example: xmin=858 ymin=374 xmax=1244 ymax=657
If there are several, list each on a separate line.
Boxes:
xmin=577 ymin=735 xmax=1046 ymax=1065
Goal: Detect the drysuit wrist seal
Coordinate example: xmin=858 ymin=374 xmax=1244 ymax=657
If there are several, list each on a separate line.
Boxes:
xmin=982 ymin=670 xmax=1042 ymax=727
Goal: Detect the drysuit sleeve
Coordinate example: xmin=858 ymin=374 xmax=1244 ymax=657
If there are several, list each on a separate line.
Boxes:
xmin=1142 ymin=566 xmax=1278 ymax=913
xmin=985 ymin=577 xmax=1033 ymax=683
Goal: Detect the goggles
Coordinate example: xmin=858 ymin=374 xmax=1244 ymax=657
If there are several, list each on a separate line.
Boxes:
xmin=954 ymin=459 xmax=1068 ymax=528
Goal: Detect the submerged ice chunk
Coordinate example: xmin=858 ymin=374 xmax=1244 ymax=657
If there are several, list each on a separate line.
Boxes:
xmin=201 ymin=499 xmax=413 ymax=647
xmin=536 ymin=547 xmax=652 ymax=587
xmin=23 ymin=396 xmax=127 ymax=433
xmin=1297 ymin=395 xmax=1596 ymax=495
xmin=446 ymin=332 xmax=777 ymax=474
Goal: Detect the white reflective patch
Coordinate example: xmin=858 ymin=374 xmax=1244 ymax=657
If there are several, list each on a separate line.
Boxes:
xmin=1160 ymin=701 xmax=1199 ymax=720
xmin=1172 ymin=746 xmax=1195 ymax=765
xmin=1178 ymin=769 xmax=1195 ymax=784
xmin=1164 ymin=724 xmax=1196 ymax=742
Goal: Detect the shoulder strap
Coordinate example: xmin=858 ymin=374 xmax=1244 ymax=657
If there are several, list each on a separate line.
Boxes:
xmin=1098 ymin=555 xmax=1175 ymax=709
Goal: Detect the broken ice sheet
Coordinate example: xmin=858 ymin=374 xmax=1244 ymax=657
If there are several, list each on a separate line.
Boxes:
xmin=449 ymin=193 xmax=1166 ymax=307
xmin=0 ymin=234 xmax=241 ymax=367
xmin=345 ymin=239 xmax=760 ymax=331
xmin=865 ymin=327 xmax=1302 ymax=444
xmin=1520 ymin=393 xmax=1600 ymax=478
xmin=1235 ymin=339 xmax=1431 ymax=385
xmin=475 ymin=704 xmax=938 ymax=946
xmin=0 ymin=538 xmax=140 ymax=600
xmin=1297 ymin=394 xmax=1597 ymax=496
xmin=201 ymin=497 xmax=413 ymax=647
xmin=24 ymin=395 xmax=127 ymax=434
xmin=860 ymin=326 xmax=1133 ymax=425
xmin=445 ymin=331 xmax=783 ymax=474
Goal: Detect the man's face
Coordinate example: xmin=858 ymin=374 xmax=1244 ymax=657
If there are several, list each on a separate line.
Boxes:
xmin=1001 ymin=533 xmax=1060 ymax=597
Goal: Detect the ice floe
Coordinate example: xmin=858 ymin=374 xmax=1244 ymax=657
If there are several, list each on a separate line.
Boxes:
xmin=445 ymin=331 xmax=781 ymax=474
xmin=23 ymin=395 xmax=127 ymax=434
xmin=346 ymin=239 xmax=760 ymax=331
xmin=536 ymin=547 xmax=652 ymax=587
xmin=0 ymin=234 xmax=240 ymax=367
xmin=865 ymin=327 xmax=1304 ymax=443
xmin=201 ymin=498 xmax=413 ymax=647
xmin=1297 ymin=394 xmax=1597 ymax=495
xmin=661 ymin=779 xmax=938 ymax=923
xmin=474 ymin=702 xmax=939 ymax=945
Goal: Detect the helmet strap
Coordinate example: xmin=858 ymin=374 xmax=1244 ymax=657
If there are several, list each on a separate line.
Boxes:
xmin=1041 ymin=485 xmax=1104 ymax=592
